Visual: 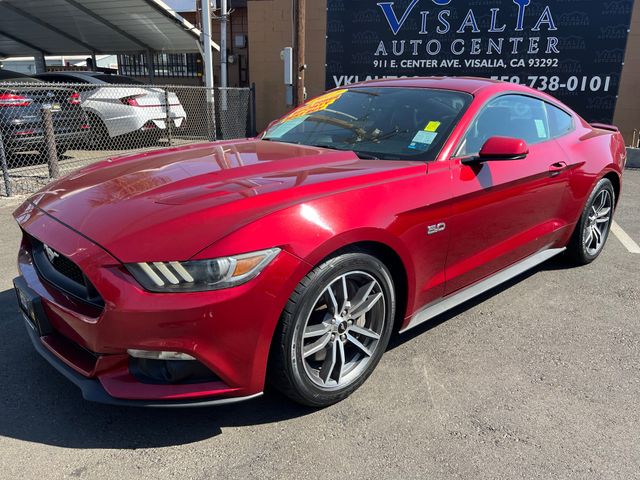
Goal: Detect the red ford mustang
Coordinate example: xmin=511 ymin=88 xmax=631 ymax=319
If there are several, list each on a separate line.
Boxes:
xmin=13 ymin=77 xmax=625 ymax=407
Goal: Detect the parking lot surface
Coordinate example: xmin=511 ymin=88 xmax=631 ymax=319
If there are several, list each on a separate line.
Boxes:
xmin=0 ymin=171 xmax=639 ymax=480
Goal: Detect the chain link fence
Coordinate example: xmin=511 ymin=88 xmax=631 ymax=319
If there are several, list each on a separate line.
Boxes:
xmin=0 ymin=83 xmax=256 ymax=197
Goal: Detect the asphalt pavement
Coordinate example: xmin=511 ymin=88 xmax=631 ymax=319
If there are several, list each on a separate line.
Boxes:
xmin=0 ymin=171 xmax=639 ymax=480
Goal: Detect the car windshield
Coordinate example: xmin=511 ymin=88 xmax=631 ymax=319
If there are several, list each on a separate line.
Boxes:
xmin=262 ymin=87 xmax=472 ymax=161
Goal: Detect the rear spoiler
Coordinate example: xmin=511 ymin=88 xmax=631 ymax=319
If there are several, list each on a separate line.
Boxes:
xmin=590 ymin=122 xmax=619 ymax=132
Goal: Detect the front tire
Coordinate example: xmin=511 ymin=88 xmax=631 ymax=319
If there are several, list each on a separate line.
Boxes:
xmin=270 ymin=251 xmax=395 ymax=407
xmin=566 ymin=178 xmax=615 ymax=265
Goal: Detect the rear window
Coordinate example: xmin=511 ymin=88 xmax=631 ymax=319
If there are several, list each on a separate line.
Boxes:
xmin=94 ymin=74 xmax=143 ymax=85
xmin=548 ymin=104 xmax=574 ymax=138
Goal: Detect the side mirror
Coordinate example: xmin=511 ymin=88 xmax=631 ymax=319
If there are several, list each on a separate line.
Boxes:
xmin=463 ymin=136 xmax=529 ymax=165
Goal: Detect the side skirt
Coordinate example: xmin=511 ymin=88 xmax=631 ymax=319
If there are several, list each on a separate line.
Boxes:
xmin=399 ymin=247 xmax=566 ymax=333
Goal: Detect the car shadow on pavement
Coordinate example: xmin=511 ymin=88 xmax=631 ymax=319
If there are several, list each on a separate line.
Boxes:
xmin=388 ymin=255 xmax=572 ymax=349
xmin=0 ymin=288 xmax=315 ymax=450
xmin=0 ymin=257 xmax=571 ymax=449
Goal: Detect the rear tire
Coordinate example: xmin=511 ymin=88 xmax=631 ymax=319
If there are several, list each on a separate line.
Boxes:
xmin=86 ymin=112 xmax=112 ymax=150
xmin=566 ymin=178 xmax=615 ymax=265
xmin=270 ymin=250 xmax=395 ymax=407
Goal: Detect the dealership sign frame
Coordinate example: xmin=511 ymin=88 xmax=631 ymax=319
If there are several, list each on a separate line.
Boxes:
xmin=326 ymin=0 xmax=635 ymax=123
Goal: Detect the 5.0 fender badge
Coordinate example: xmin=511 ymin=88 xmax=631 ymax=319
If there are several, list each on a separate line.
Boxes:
xmin=427 ymin=223 xmax=446 ymax=235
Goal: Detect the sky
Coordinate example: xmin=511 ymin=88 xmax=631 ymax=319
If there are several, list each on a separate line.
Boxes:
xmin=164 ymin=0 xmax=196 ymax=12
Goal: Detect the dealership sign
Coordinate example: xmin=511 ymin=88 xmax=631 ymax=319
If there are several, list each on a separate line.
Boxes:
xmin=326 ymin=0 xmax=635 ymax=122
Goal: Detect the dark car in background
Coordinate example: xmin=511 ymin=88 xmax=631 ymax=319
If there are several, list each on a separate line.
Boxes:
xmin=0 ymin=70 xmax=89 ymax=162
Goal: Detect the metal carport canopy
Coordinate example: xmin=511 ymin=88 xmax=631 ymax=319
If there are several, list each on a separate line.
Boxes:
xmin=0 ymin=0 xmax=219 ymax=57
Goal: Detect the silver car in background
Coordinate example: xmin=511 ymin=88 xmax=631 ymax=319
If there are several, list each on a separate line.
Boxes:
xmin=34 ymin=72 xmax=186 ymax=146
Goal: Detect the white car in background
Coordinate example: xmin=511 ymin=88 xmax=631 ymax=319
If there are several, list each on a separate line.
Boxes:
xmin=34 ymin=72 xmax=186 ymax=146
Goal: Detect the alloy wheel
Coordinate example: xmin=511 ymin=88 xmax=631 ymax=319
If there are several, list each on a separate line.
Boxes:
xmin=300 ymin=271 xmax=386 ymax=389
xmin=584 ymin=189 xmax=613 ymax=256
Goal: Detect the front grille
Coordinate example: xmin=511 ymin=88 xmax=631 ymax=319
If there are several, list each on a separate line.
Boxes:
xmin=47 ymin=250 xmax=85 ymax=285
xmin=28 ymin=235 xmax=104 ymax=308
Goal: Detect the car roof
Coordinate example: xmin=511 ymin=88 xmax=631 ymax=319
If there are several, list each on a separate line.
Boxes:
xmin=0 ymin=69 xmax=32 ymax=79
xmin=346 ymin=76 xmax=506 ymax=94
xmin=35 ymin=72 xmax=143 ymax=85
xmin=39 ymin=71 xmax=100 ymax=76
xmin=0 ymin=69 xmax=44 ymax=84
xmin=345 ymin=76 xmax=576 ymax=113
xmin=36 ymin=71 xmax=102 ymax=82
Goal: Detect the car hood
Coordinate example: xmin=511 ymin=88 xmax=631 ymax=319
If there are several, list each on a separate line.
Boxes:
xmin=20 ymin=139 xmax=424 ymax=262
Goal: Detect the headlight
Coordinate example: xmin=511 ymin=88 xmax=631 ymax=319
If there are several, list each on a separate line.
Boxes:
xmin=125 ymin=248 xmax=281 ymax=292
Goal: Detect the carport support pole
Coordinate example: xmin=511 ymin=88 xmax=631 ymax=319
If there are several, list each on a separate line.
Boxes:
xmin=34 ymin=52 xmax=46 ymax=74
xmin=293 ymin=0 xmax=306 ymax=105
xmin=0 ymin=133 xmax=12 ymax=197
xmin=146 ymin=50 xmax=156 ymax=84
xmin=220 ymin=0 xmax=228 ymax=111
xmin=202 ymin=0 xmax=217 ymax=141
xmin=250 ymin=82 xmax=257 ymax=137
xmin=164 ymin=88 xmax=173 ymax=146
xmin=41 ymin=106 xmax=60 ymax=179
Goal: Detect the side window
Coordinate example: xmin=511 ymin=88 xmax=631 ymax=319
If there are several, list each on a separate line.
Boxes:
xmin=547 ymin=104 xmax=574 ymax=138
xmin=457 ymin=95 xmax=551 ymax=156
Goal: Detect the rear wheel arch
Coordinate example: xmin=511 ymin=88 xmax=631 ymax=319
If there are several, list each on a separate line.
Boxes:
xmin=566 ymin=176 xmax=615 ymax=265
xmin=602 ymin=171 xmax=621 ymax=207
xmin=83 ymin=107 xmax=105 ymax=122
xmin=85 ymin=110 xmax=112 ymax=144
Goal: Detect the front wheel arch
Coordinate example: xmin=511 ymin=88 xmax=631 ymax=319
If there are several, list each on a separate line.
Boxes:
xmin=267 ymin=248 xmax=398 ymax=406
xmin=264 ymin=241 xmax=410 ymax=394
xmin=317 ymin=242 xmax=409 ymax=333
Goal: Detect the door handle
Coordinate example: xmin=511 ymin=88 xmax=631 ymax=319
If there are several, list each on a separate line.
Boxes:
xmin=549 ymin=161 xmax=568 ymax=176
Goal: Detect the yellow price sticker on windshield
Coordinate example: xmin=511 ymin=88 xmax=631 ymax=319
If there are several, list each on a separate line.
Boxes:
xmin=281 ymin=89 xmax=348 ymax=122
xmin=424 ymin=121 xmax=441 ymax=132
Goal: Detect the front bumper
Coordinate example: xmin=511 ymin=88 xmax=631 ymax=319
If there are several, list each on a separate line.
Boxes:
xmin=20 ymin=310 xmax=262 ymax=408
xmin=14 ymin=202 xmax=304 ymax=406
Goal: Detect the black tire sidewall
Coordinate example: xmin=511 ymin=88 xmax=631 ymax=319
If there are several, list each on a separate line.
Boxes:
xmin=284 ymin=252 xmax=395 ymax=406
xmin=86 ymin=112 xmax=110 ymax=148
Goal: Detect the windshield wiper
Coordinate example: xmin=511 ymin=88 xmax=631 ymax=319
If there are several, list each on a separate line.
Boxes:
xmin=352 ymin=151 xmax=380 ymax=160
xmin=310 ymin=143 xmax=379 ymax=160
xmin=261 ymin=138 xmax=302 ymax=145
xmin=370 ymin=127 xmax=410 ymax=142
